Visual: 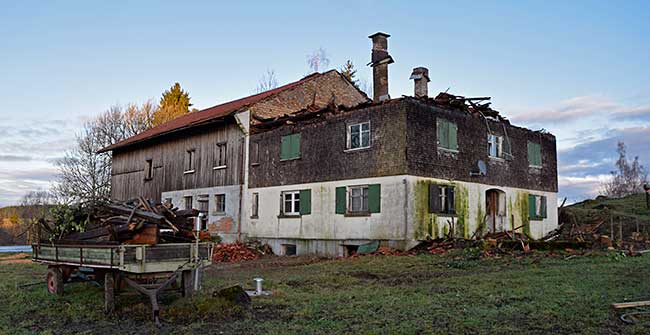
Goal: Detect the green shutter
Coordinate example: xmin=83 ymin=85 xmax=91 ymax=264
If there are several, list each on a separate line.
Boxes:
xmin=447 ymin=187 xmax=456 ymax=214
xmin=528 ymin=142 xmax=541 ymax=166
xmin=368 ymin=184 xmax=381 ymax=213
xmin=528 ymin=194 xmax=537 ymax=219
xmin=335 ymin=187 xmax=346 ymax=214
xmin=291 ymin=133 xmax=301 ymax=159
xmin=299 ymin=189 xmax=311 ymax=215
xmin=437 ymin=120 xmax=448 ymax=149
xmin=541 ymin=196 xmax=547 ymax=218
xmin=449 ymin=122 xmax=458 ymax=151
xmin=535 ymin=144 xmax=542 ymax=166
xmin=428 ymin=184 xmax=440 ymax=213
xmin=281 ymin=135 xmax=291 ymax=160
xmin=503 ymin=137 xmax=511 ymax=157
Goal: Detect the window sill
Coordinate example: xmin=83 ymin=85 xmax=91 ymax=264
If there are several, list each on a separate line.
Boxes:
xmin=184 ymin=170 xmax=195 ymax=174
xmin=277 ymin=214 xmax=301 ymax=219
xmin=344 ymin=212 xmax=371 ymax=217
xmin=280 ymin=157 xmax=301 ymax=162
xmin=213 ymin=166 xmax=227 ymax=170
xmin=250 ymin=215 xmax=259 ymax=220
xmin=212 ymin=212 xmax=226 ymax=216
xmin=529 ymin=165 xmax=542 ymax=169
xmin=438 ymin=148 xmax=459 ymax=154
xmin=489 ymin=156 xmax=507 ymax=162
xmin=344 ymin=146 xmax=371 ymax=153
xmin=143 ymin=177 xmax=153 ymax=182
xmin=251 ymin=162 xmax=260 ymax=166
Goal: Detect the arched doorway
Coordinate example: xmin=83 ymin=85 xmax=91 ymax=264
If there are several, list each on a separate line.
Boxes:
xmin=485 ymin=189 xmax=507 ymax=233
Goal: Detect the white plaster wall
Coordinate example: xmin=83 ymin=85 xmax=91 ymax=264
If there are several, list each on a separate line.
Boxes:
xmin=245 ymin=175 xmax=409 ymax=241
xmin=162 ymin=185 xmax=241 ymax=242
xmin=406 ymin=176 xmax=558 ymax=240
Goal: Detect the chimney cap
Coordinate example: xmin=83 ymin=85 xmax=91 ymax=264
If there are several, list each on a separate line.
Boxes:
xmin=368 ymin=32 xmax=391 ymax=39
xmin=409 ymin=67 xmax=430 ymax=82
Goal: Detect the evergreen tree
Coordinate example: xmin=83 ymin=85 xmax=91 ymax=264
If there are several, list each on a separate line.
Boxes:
xmin=153 ymin=83 xmax=192 ymax=126
xmin=340 ymin=60 xmax=359 ymax=88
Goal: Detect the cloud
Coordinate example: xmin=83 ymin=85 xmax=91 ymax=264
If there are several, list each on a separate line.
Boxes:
xmin=613 ymin=105 xmax=650 ymax=121
xmin=0 ymin=155 xmax=33 ymax=162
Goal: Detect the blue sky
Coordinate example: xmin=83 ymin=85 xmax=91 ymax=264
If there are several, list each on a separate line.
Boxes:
xmin=1 ymin=1 xmax=649 ymax=206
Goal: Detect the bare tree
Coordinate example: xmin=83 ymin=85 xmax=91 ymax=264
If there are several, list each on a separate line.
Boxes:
xmin=358 ymin=78 xmax=373 ymax=98
xmin=54 ymin=102 xmax=153 ymax=208
xmin=601 ymin=141 xmax=648 ymax=197
xmin=306 ymin=47 xmax=330 ymax=73
xmin=256 ymin=69 xmax=279 ymax=93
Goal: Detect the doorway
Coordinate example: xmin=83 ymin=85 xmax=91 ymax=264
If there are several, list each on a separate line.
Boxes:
xmin=485 ymin=189 xmax=507 ymax=233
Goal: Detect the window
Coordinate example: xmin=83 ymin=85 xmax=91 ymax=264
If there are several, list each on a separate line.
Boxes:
xmin=214 ymin=142 xmax=227 ymax=169
xmin=251 ymin=142 xmax=260 ymax=165
xmin=198 ymin=195 xmax=209 ymax=230
xmin=144 ymin=159 xmax=153 ymax=180
xmin=282 ymin=191 xmax=300 ymax=216
xmin=437 ymin=119 xmax=458 ymax=151
xmin=184 ymin=196 xmax=193 ymax=210
xmin=335 ymin=184 xmax=381 ymax=214
xmin=428 ymin=185 xmax=455 ymax=214
xmin=251 ymin=193 xmax=259 ymax=217
xmin=185 ymin=149 xmax=195 ymax=173
xmin=528 ymin=194 xmax=547 ymax=220
xmin=280 ymin=133 xmax=301 ymax=160
xmin=347 ymin=122 xmax=370 ymax=150
xmin=349 ymin=186 xmax=369 ymax=212
xmin=214 ymin=194 xmax=226 ymax=214
xmin=527 ymin=141 xmax=542 ymax=167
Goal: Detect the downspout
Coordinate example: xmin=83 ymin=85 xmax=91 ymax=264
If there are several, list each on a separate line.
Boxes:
xmin=237 ymin=135 xmax=245 ymax=242
xmin=403 ymin=178 xmax=408 ymax=240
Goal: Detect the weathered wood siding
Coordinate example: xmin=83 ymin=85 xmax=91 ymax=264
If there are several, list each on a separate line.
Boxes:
xmin=111 ymin=120 xmax=244 ymax=202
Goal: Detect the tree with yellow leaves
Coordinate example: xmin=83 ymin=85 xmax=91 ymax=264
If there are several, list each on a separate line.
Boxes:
xmin=153 ymin=82 xmax=192 ymax=126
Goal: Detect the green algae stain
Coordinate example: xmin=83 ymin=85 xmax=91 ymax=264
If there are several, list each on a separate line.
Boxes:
xmin=515 ymin=191 xmax=531 ymax=238
xmin=454 ymin=185 xmax=469 ymax=238
xmin=475 ymin=192 xmax=485 ymax=237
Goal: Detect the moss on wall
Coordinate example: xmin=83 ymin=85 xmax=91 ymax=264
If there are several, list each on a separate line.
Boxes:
xmin=515 ymin=191 xmax=531 ymax=237
xmin=454 ymin=185 xmax=469 ymax=238
xmin=475 ymin=191 xmax=484 ymax=237
xmin=414 ymin=180 xmax=469 ymax=239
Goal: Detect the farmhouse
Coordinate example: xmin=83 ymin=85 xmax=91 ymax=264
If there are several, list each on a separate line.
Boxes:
xmin=100 ymin=32 xmax=558 ymax=256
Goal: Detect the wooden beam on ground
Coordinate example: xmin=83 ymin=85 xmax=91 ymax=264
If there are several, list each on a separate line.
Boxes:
xmin=612 ymin=301 xmax=650 ymax=309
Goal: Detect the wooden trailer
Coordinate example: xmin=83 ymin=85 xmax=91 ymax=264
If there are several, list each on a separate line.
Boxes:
xmin=32 ymin=242 xmax=214 ymax=324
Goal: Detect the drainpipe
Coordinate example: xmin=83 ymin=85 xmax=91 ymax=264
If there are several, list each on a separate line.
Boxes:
xmin=237 ymin=135 xmax=245 ymax=242
xmin=403 ymin=178 xmax=408 ymax=240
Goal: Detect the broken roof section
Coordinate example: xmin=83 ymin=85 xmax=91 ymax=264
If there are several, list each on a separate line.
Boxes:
xmin=99 ymin=70 xmax=368 ymax=153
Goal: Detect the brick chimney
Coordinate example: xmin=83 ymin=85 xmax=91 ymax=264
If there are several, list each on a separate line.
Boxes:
xmin=367 ymin=32 xmax=394 ymax=102
xmin=409 ymin=67 xmax=430 ymax=98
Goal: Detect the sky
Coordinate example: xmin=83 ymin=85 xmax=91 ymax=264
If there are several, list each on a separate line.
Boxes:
xmin=0 ymin=1 xmax=649 ymax=207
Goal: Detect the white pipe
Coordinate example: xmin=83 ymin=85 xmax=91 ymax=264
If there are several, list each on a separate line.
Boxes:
xmin=254 ymin=278 xmax=264 ymax=294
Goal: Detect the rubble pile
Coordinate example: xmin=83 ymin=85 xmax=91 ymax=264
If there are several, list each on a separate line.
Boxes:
xmin=38 ymin=197 xmax=209 ymax=245
xmin=212 ymin=241 xmax=273 ymax=263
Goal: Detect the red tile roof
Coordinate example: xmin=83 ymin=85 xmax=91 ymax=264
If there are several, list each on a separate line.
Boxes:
xmin=99 ymin=72 xmax=327 ymax=153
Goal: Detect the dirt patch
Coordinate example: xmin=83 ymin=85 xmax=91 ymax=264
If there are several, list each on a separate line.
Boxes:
xmin=0 ymin=253 xmax=31 ymax=264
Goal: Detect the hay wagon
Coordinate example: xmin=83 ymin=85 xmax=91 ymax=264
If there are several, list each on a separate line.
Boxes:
xmin=32 ymin=242 xmax=214 ymax=324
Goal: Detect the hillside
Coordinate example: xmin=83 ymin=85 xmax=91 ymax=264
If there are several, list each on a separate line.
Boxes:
xmin=0 ymin=205 xmax=54 ymax=245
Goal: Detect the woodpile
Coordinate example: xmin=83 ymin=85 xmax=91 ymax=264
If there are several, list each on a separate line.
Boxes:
xmin=51 ymin=197 xmax=206 ymax=245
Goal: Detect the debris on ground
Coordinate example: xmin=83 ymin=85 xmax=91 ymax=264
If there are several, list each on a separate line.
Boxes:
xmin=212 ymin=241 xmax=273 ymax=263
xmin=213 ymin=285 xmax=251 ymax=306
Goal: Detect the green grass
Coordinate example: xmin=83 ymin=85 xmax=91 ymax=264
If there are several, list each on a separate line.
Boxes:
xmin=567 ymin=193 xmax=650 ymax=220
xmin=1 ymin=251 xmax=650 ymax=334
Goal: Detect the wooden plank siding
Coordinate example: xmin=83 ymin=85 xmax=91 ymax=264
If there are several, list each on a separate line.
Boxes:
xmin=111 ymin=120 xmax=244 ymax=202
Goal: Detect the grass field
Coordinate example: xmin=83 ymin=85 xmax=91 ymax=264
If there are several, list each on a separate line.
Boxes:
xmin=1 ymin=250 xmax=649 ymax=335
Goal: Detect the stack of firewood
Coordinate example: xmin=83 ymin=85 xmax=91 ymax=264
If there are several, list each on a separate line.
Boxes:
xmin=55 ymin=197 xmax=207 ymax=245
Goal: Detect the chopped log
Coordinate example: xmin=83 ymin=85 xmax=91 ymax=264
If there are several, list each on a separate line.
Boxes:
xmin=123 ymin=224 xmax=159 ymax=245
xmin=612 ymin=301 xmax=650 ymax=309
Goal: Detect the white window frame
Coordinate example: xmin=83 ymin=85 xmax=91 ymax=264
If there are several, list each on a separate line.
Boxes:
xmin=282 ymin=191 xmax=301 ymax=216
xmin=346 ymin=122 xmax=371 ymax=150
xmin=487 ymin=134 xmax=503 ymax=159
xmin=213 ymin=142 xmax=227 ymax=170
xmin=348 ymin=185 xmax=369 ymax=213
xmin=214 ymin=194 xmax=226 ymax=214
xmin=184 ymin=149 xmax=195 ymax=174
xmin=534 ymin=195 xmax=543 ymax=218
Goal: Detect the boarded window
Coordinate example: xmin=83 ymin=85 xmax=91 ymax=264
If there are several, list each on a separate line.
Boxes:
xmin=184 ymin=196 xmax=193 ymax=210
xmin=215 ymin=142 xmax=227 ymax=168
xmin=144 ymin=159 xmax=153 ymax=180
xmin=214 ymin=194 xmax=225 ymax=213
xmin=280 ymin=133 xmax=301 ymax=160
xmin=527 ymin=141 xmax=542 ymax=167
xmin=528 ymin=194 xmax=547 ymax=220
xmin=251 ymin=142 xmax=260 ymax=165
xmin=437 ymin=119 xmax=458 ymax=151
xmin=185 ymin=149 xmax=195 ymax=172
xmin=347 ymin=122 xmax=370 ymax=150
xmin=429 ymin=185 xmax=455 ymax=214
xmin=251 ymin=193 xmax=259 ymax=217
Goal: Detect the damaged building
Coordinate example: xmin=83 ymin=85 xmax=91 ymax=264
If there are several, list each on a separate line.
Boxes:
xmin=101 ymin=32 xmax=558 ymax=256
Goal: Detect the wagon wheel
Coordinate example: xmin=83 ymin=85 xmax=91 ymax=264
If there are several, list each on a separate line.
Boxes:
xmin=104 ymin=272 xmax=116 ymax=314
xmin=46 ymin=267 xmax=64 ymax=295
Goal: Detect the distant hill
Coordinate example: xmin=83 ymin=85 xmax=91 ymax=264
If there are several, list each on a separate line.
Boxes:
xmin=565 ymin=193 xmax=650 ymax=221
xmin=0 ymin=205 xmax=54 ymax=245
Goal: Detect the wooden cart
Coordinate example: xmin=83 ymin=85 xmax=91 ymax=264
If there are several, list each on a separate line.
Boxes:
xmin=32 ymin=242 xmax=214 ymax=324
